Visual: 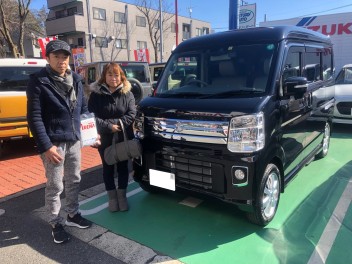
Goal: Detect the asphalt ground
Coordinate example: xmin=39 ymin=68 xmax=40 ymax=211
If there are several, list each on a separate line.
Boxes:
xmin=0 ymin=167 xmax=128 ymax=264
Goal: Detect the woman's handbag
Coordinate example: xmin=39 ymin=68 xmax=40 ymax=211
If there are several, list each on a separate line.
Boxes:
xmin=104 ymin=120 xmax=142 ymax=165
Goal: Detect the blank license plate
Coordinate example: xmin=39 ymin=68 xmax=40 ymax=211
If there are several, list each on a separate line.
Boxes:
xmin=149 ymin=169 xmax=175 ymax=191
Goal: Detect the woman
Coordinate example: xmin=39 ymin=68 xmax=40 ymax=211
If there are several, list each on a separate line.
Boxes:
xmin=88 ymin=63 xmax=136 ymax=212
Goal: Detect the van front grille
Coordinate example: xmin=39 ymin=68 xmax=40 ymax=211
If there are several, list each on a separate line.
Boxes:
xmin=155 ymin=154 xmax=214 ymax=190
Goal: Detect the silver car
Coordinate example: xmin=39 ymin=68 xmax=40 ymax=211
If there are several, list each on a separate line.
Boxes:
xmin=334 ymin=64 xmax=352 ymax=124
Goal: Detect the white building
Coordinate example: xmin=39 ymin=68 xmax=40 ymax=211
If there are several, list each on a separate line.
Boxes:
xmin=260 ymin=12 xmax=352 ymax=72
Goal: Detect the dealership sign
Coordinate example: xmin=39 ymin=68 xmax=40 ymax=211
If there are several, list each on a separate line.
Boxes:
xmin=239 ymin=4 xmax=256 ymax=29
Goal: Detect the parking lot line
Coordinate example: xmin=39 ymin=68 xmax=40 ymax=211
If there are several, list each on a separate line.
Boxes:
xmin=308 ymin=179 xmax=352 ymax=264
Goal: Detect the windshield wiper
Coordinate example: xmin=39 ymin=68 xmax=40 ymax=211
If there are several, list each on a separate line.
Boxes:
xmin=158 ymin=91 xmax=204 ymax=98
xmin=199 ymin=89 xmax=262 ymax=99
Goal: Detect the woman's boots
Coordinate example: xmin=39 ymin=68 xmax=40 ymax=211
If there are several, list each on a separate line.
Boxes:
xmin=107 ymin=190 xmax=119 ymax=212
xmin=107 ymin=189 xmax=129 ymax=212
xmin=117 ymin=189 xmax=129 ymax=211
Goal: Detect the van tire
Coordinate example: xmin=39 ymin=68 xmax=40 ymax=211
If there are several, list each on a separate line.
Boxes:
xmin=128 ymin=78 xmax=143 ymax=104
xmin=315 ymin=122 xmax=331 ymax=159
xmin=247 ymin=163 xmax=281 ymax=226
xmin=138 ymin=180 xmax=161 ymax=193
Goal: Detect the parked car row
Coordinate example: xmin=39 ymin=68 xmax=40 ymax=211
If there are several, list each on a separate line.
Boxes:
xmin=0 ymin=39 xmax=351 ymax=173
xmin=334 ymin=64 xmax=352 ymax=124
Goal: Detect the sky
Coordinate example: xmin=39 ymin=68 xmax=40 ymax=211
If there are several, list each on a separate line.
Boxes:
xmin=30 ymin=0 xmax=352 ymax=32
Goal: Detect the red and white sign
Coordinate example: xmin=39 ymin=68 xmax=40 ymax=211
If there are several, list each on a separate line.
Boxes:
xmin=38 ymin=36 xmax=58 ymax=59
xmin=134 ymin=48 xmax=150 ymax=63
xmin=72 ymin=48 xmax=86 ymax=72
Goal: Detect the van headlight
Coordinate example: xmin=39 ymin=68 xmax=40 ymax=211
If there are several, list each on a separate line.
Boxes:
xmin=227 ymin=112 xmax=264 ymax=153
xmin=134 ymin=113 xmax=145 ymax=139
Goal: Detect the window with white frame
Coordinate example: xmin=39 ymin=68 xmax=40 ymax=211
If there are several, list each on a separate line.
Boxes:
xmin=136 ymin=16 xmax=146 ymax=27
xmin=171 ymin=22 xmax=177 ymax=33
xmin=137 ymin=41 xmax=147 ymax=49
xmin=93 ymin=7 xmax=106 ymax=20
xmin=116 ymin=39 xmax=127 ymax=49
xmin=196 ymin=28 xmax=202 ymax=36
xmin=114 ymin=12 xmax=125 ymax=23
xmin=154 ymin=19 xmax=160 ymax=29
xmin=95 ymin=37 xmax=108 ymax=48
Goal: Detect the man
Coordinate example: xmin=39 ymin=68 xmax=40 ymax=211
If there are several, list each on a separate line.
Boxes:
xmin=26 ymin=39 xmax=95 ymax=244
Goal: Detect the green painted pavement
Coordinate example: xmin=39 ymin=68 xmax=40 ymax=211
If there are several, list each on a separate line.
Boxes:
xmin=81 ymin=132 xmax=352 ymax=264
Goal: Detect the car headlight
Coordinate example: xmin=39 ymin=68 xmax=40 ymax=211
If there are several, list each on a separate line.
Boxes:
xmin=227 ymin=112 xmax=264 ymax=153
xmin=134 ymin=113 xmax=145 ymax=139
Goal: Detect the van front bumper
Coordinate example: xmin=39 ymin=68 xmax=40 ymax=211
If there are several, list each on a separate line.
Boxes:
xmin=133 ymin=139 xmax=259 ymax=206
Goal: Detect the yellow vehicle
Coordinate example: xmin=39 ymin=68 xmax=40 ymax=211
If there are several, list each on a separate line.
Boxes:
xmin=0 ymin=58 xmax=47 ymax=157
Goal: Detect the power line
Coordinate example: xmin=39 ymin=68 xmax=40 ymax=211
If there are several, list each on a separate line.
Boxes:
xmin=297 ymin=4 xmax=352 ymax=17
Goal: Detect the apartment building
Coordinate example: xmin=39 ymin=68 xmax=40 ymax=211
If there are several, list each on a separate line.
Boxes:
xmin=45 ymin=0 xmax=211 ymax=64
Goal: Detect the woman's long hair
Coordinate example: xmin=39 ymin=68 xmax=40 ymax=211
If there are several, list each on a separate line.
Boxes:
xmin=98 ymin=62 xmax=131 ymax=94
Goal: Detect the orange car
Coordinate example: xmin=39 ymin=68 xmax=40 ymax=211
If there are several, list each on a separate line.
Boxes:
xmin=0 ymin=59 xmax=47 ymax=157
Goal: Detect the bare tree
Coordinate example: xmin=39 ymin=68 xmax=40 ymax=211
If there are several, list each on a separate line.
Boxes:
xmin=134 ymin=0 xmax=174 ymax=62
xmin=30 ymin=5 xmax=48 ymax=36
xmin=94 ymin=11 xmax=136 ymax=62
xmin=0 ymin=0 xmax=32 ymax=58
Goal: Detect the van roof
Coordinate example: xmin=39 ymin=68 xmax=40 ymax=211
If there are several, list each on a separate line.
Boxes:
xmin=0 ymin=58 xmax=47 ymax=67
xmin=174 ymin=26 xmax=332 ymax=53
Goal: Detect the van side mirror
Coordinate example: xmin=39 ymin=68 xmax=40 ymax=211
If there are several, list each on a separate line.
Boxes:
xmin=284 ymin=76 xmax=308 ymax=98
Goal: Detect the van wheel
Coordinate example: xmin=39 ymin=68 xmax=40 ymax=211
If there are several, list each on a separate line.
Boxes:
xmin=138 ymin=180 xmax=161 ymax=193
xmin=247 ymin=163 xmax=281 ymax=226
xmin=128 ymin=78 xmax=143 ymax=104
xmin=315 ymin=122 xmax=331 ymax=159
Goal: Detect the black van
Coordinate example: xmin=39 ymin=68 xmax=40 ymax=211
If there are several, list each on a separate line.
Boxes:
xmin=133 ymin=26 xmax=335 ymax=225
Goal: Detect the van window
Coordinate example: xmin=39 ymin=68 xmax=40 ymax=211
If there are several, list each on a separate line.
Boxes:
xmin=304 ymin=47 xmax=322 ymax=82
xmin=282 ymin=46 xmax=302 ymax=82
xmin=0 ymin=67 xmax=42 ymax=91
xmin=156 ymin=43 xmax=275 ymax=97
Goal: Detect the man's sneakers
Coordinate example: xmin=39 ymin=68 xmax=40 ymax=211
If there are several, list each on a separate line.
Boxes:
xmin=52 ymin=223 xmax=70 ymax=244
xmin=52 ymin=213 xmax=91 ymax=244
xmin=65 ymin=212 xmax=92 ymax=229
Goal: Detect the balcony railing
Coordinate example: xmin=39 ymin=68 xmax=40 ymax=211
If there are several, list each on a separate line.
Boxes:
xmin=47 ymin=0 xmax=83 ymax=9
xmin=46 ymin=14 xmax=87 ymax=35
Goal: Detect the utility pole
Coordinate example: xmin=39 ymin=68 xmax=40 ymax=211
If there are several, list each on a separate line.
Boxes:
xmin=229 ymin=0 xmax=239 ymax=30
xmin=86 ymin=0 xmax=93 ymax=62
xmin=189 ymin=1 xmax=192 ymax=38
xmin=125 ymin=5 xmax=131 ymax=61
xmin=159 ymin=0 xmax=163 ymax=62
xmin=175 ymin=0 xmax=178 ymax=46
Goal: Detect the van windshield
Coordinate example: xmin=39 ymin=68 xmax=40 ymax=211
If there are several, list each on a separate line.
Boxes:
xmin=155 ymin=43 xmax=276 ymax=98
xmin=0 ymin=66 xmax=42 ymax=92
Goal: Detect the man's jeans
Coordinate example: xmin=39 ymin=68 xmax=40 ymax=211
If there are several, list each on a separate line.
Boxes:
xmin=41 ymin=141 xmax=81 ymax=226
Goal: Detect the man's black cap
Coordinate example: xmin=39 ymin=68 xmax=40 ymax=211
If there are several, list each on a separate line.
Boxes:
xmin=45 ymin=39 xmax=71 ymax=56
